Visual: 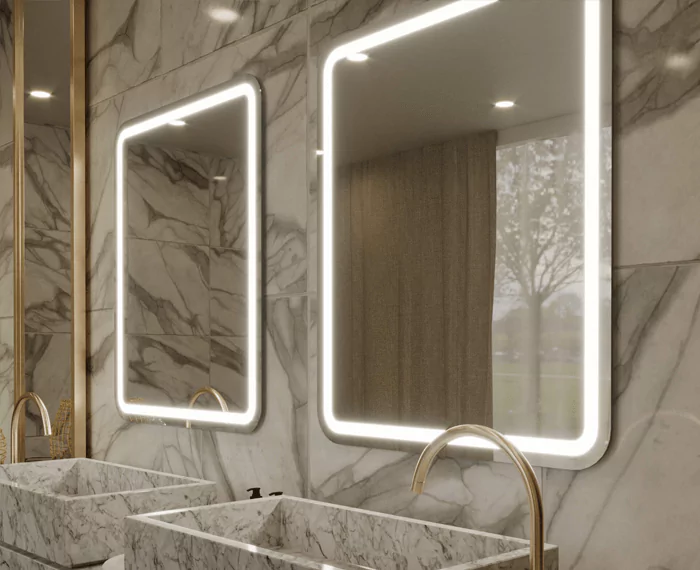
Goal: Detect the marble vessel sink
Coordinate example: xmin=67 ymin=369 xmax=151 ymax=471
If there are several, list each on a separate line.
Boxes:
xmin=125 ymin=496 xmax=558 ymax=569
xmin=0 ymin=458 xmax=218 ymax=567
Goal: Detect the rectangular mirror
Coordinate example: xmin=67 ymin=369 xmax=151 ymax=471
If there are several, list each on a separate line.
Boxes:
xmin=115 ymin=78 xmax=262 ymax=431
xmin=319 ymin=0 xmax=612 ymax=469
xmin=3 ymin=0 xmax=87 ymax=463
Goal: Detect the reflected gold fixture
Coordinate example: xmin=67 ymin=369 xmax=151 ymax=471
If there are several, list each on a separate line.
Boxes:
xmin=50 ymin=399 xmax=74 ymax=460
xmin=11 ymin=393 xmax=52 ymax=463
xmin=0 ymin=429 xmax=6 ymax=464
xmin=13 ymin=0 xmax=87 ymax=462
xmin=411 ymin=425 xmax=544 ymax=570
xmin=185 ymin=387 xmax=230 ymax=428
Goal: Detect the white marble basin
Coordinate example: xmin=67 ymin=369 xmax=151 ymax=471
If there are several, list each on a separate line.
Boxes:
xmin=0 ymin=458 xmax=218 ymax=568
xmin=125 ymin=496 xmax=558 ymax=570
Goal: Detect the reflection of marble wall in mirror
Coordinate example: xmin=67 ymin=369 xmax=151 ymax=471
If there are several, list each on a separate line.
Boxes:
xmin=19 ymin=0 xmax=73 ymax=458
xmin=0 ymin=2 xmax=14 ymax=458
xmin=123 ymin=117 xmax=250 ymax=418
xmin=125 ymin=144 xmax=247 ymax=412
xmin=23 ymin=124 xmax=73 ymax=444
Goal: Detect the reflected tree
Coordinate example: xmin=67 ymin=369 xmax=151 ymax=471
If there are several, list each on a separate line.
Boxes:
xmin=494 ymin=128 xmax=612 ymax=434
xmin=495 ymin=135 xmax=585 ymax=432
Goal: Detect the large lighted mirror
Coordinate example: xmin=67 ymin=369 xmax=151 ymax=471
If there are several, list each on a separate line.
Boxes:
xmin=320 ymin=0 xmax=612 ymax=469
xmin=115 ymin=78 xmax=262 ymax=431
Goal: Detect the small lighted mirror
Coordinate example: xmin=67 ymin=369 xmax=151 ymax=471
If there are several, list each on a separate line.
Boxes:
xmin=115 ymin=77 xmax=262 ymax=430
xmin=320 ymin=0 xmax=612 ymax=468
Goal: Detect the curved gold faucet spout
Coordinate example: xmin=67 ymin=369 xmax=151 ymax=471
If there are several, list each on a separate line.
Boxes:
xmin=185 ymin=386 xmax=229 ymax=428
xmin=11 ymin=392 xmax=53 ymax=463
xmin=411 ymin=425 xmax=544 ymax=570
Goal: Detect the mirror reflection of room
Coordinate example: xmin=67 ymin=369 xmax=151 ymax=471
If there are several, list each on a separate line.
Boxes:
xmin=23 ymin=0 xmax=73 ymax=459
xmin=123 ymin=98 xmax=250 ymax=419
xmin=331 ymin=0 xmax=612 ymax=440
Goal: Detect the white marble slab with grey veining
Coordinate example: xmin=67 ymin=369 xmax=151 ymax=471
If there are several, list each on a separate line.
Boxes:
xmin=0 ymin=458 xmax=218 ymax=568
xmin=125 ymin=496 xmax=558 ymax=570
xmin=0 ymin=540 xmax=105 ymax=570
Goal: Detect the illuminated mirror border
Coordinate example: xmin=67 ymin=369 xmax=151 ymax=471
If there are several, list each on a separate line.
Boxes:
xmin=319 ymin=0 xmax=611 ymax=469
xmin=115 ymin=77 xmax=262 ymax=430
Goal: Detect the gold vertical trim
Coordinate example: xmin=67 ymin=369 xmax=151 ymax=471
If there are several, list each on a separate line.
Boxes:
xmin=13 ymin=0 xmax=25 ymax=464
xmin=70 ymin=0 xmax=87 ymax=458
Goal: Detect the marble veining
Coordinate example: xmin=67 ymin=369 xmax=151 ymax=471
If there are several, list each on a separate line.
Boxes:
xmin=80 ymin=2 xmax=700 ymax=570
xmin=124 ymin=497 xmax=558 ymax=570
xmin=25 ymin=124 xmax=71 ymax=232
xmin=210 ymin=247 xmax=247 ymax=336
xmin=0 ymin=142 xmax=12 ymax=321
xmin=25 ymin=333 xmax=71 ymax=438
xmin=25 ymin=228 xmax=72 ymax=333
xmin=210 ymin=161 xmax=246 ymax=249
xmin=0 ymin=459 xmax=217 ymax=567
xmin=127 ymin=334 xmax=211 ymax=407
xmin=127 ymin=144 xmax=212 ymax=245
xmin=127 ymin=239 xmax=210 ymax=336
xmin=89 ymin=295 xmax=308 ymax=504
xmin=88 ymin=12 xmax=307 ymax=312
xmin=88 ymin=0 xmax=307 ymax=106
xmin=0 ymin=318 xmax=13 ymax=453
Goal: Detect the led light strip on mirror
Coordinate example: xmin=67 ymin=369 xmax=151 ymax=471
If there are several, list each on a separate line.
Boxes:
xmin=115 ymin=78 xmax=262 ymax=429
xmin=320 ymin=0 xmax=608 ymax=466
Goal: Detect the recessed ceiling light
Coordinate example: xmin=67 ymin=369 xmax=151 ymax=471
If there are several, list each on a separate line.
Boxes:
xmin=346 ymin=53 xmax=369 ymax=62
xmin=213 ymin=175 xmax=227 ymax=181
xmin=315 ymin=149 xmax=324 ymax=156
xmin=29 ymin=90 xmax=52 ymax=99
xmin=208 ymin=7 xmax=239 ymax=23
xmin=494 ymin=100 xmax=515 ymax=109
xmin=169 ymin=119 xmax=186 ymax=126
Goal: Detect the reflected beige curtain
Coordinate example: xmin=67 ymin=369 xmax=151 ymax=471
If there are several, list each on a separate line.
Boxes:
xmin=334 ymin=131 xmax=497 ymax=429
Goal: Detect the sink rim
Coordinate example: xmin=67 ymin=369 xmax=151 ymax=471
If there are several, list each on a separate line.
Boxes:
xmin=0 ymin=457 xmax=216 ymax=501
xmin=128 ymin=495 xmax=557 ymax=570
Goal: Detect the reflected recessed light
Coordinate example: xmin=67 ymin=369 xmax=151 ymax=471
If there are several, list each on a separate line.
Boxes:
xmin=494 ymin=100 xmax=515 ymax=109
xmin=29 ymin=90 xmax=52 ymax=99
xmin=208 ymin=7 xmax=239 ymax=23
xmin=213 ymin=175 xmax=227 ymax=181
xmin=169 ymin=119 xmax=187 ymax=126
xmin=666 ymin=52 xmax=694 ymax=72
xmin=316 ymin=149 xmax=324 ymax=156
xmin=346 ymin=53 xmax=369 ymax=62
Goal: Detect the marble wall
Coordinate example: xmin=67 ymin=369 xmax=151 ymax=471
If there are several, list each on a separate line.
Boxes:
xmin=87 ymin=0 xmax=308 ymax=502
xmin=85 ymin=1 xmax=700 ymax=569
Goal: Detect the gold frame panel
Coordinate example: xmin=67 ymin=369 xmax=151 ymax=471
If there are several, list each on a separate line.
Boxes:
xmin=12 ymin=0 xmax=87 ymax=462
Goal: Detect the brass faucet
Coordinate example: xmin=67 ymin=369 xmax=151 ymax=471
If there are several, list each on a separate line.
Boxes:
xmin=411 ymin=425 xmax=544 ymax=570
xmin=11 ymin=392 xmax=52 ymax=463
xmin=184 ymin=386 xmax=229 ymax=428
